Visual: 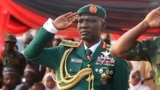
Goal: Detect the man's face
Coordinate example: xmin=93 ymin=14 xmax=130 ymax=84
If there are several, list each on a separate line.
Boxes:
xmin=23 ymin=71 xmax=35 ymax=86
xmin=4 ymin=41 xmax=15 ymax=51
xmin=46 ymin=76 xmax=56 ymax=89
xmin=130 ymin=71 xmax=141 ymax=86
xmin=3 ymin=76 xmax=17 ymax=89
xmin=77 ymin=15 xmax=105 ymax=43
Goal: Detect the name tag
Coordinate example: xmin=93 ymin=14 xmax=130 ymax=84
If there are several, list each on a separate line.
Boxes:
xmin=71 ymin=58 xmax=83 ymax=63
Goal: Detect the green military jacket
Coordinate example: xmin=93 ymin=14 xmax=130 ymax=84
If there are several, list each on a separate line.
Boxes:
xmin=2 ymin=51 xmax=26 ymax=76
xmin=24 ymin=27 xmax=129 ymax=90
xmin=126 ymin=36 xmax=160 ymax=89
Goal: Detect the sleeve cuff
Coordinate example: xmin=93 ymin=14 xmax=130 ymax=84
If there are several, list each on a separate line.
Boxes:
xmin=43 ymin=18 xmax=58 ymax=34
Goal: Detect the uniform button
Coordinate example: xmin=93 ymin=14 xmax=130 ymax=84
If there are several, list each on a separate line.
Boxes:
xmin=69 ymin=69 xmax=72 ymax=71
xmin=95 ymin=68 xmax=98 ymax=72
xmin=99 ymin=68 xmax=103 ymax=74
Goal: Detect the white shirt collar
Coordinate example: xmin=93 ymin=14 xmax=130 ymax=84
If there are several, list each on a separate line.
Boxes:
xmin=84 ymin=40 xmax=101 ymax=55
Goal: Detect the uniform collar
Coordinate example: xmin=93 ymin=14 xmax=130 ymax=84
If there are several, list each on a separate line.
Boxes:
xmin=84 ymin=39 xmax=101 ymax=55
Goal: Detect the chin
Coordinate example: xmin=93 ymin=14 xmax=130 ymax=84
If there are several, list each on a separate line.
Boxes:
xmin=81 ymin=36 xmax=89 ymax=41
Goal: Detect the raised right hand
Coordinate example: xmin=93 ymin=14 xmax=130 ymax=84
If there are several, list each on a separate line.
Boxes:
xmin=52 ymin=12 xmax=79 ymax=30
xmin=144 ymin=7 xmax=160 ymax=29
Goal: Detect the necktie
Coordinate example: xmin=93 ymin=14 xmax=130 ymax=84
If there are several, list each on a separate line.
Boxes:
xmin=86 ymin=49 xmax=92 ymax=60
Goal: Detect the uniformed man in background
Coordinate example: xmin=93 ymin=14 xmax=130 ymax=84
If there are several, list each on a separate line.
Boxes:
xmin=110 ymin=6 xmax=160 ymax=89
xmin=23 ymin=4 xmax=129 ymax=90
xmin=2 ymin=34 xmax=26 ymax=78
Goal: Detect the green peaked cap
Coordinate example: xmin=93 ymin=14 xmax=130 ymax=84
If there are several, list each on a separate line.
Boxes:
xmin=77 ymin=4 xmax=106 ymax=19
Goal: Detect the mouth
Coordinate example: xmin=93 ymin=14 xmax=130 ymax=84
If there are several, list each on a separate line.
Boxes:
xmin=80 ymin=29 xmax=90 ymax=35
xmin=80 ymin=31 xmax=90 ymax=36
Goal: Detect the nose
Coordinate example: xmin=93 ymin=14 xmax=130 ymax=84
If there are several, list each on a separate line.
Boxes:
xmin=80 ymin=21 xmax=89 ymax=28
xmin=7 ymin=79 xmax=12 ymax=83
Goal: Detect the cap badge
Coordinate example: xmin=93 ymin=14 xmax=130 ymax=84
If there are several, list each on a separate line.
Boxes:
xmin=89 ymin=4 xmax=97 ymax=14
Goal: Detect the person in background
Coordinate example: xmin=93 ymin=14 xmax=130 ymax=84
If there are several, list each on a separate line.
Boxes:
xmin=0 ymin=85 xmax=9 ymax=90
xmin=139 ymin=61 xmax=156 ymax=90
xmin=42 ymin=72 xmax=59 ymax=90
xmin=110 ymin=6 xmax=160 ymax=89
xmin=22 ymin=32 xmax=33 ymax=48
xmin=22 ymin=32 xmax=46 ymax=82
xmin=128 ymin=69 xmax=151 ymax=90
xmin=101 ymin=32 xmax=111 ymax=45
xmin=31 ymin=82 xmax=45 ymax=90
xmin=2 ymin=34 xmax=26 ymax=78
xmin=14 ymin=83 xmax=29 ymax=90
xmin=2 ymin=67 xmax=18 ymax=90
xmin=21 ymin=64 xmax=36 ymax=89
xmin=52 ymin=37 xmax=62 ymax=47
xmin=45 ymin=37 xmax=62 ymax=73
xmin=23 ymin=4 xmax=130 ymax=90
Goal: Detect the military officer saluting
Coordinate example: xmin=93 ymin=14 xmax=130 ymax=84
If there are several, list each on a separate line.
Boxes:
xmin=24 ymin=4 xmax=129 ymax=90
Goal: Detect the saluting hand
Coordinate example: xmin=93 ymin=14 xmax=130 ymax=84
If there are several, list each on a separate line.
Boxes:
xmin=52 ymin=12 xmax=79 ymax=30
xmin=144 ymin=7 xmax=160 ymax=28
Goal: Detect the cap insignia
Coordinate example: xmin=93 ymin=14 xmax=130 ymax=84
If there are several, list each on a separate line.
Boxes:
xmin=89 ymin=4 xmax=97 ymax=14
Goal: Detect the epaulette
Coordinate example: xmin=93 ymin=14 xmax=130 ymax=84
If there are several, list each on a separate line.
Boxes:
xmin=59 ymin=40 xmax=79 ymax=47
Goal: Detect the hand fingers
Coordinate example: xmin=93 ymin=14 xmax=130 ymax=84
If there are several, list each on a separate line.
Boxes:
xmin=156 ymin=6 xmax=160 ymax=11
xmin=62 ymin=12 xmax=75 ymax=18
xmin=62 ymin=12 xmax=79 ymax=24
xmin=67 ymin=12 xmax=78 ymax=18
xmin=69 ymin=14 xmax=79 ymax=23
xmin=63 ymin=12 xmax=78 ymax=19
xmin=62 ymin=12 xmax=73 ymax=17
xmin=152 ymin=6 xmax=160 ymax=13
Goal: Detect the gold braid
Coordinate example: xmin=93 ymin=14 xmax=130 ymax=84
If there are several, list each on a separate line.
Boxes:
xmin=55 ymin=47 xmax=94 ymax=90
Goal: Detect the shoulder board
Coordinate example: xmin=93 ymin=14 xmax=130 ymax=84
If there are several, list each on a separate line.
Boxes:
xmin=59 ymin=40 xmax=79 ymax=47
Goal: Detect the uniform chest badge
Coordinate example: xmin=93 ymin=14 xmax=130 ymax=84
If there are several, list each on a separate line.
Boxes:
xmin=71 ymin=58 xmax=82 ymax=63
xmin=96 ymin=51 xmax=115 ymax=66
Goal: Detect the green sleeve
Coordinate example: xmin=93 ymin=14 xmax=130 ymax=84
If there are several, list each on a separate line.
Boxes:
xmin=23 ymin=27 xmax=64 ymax=69
xmin=112 ymin=58 xmax=130 ymax=90
xmin=126 ymin=37 xmax=158 ymax=61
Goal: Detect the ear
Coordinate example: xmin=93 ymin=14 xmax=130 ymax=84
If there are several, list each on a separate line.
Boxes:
xmin=101 ymin=21 xmax=106 ymax=31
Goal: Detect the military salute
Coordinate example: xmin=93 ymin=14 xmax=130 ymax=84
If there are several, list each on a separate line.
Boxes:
xmin=110 ymin=7 xmax=160 ymax=89
xmin=24 ymin=4 xmax=129 ymax=90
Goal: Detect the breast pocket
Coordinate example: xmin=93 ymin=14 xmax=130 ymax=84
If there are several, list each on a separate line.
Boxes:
xmin=67 ymin=58 xmax=83 ymax=75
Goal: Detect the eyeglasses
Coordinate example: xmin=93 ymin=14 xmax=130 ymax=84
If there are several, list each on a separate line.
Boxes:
xmin=131 ymin=75 xmax=141 ymax=80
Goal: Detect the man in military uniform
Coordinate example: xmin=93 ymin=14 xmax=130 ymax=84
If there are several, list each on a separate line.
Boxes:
xmin=2 ymin=34 xmax=26 ymax=78
xmin=24 ymin=4 xmax=129 ymax=90
xmin=110 ymin=7 xmax=160 ymax=89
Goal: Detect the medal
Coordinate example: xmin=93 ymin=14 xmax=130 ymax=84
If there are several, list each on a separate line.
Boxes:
xmin=100 ymin=69 xmax=113 ymax=85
